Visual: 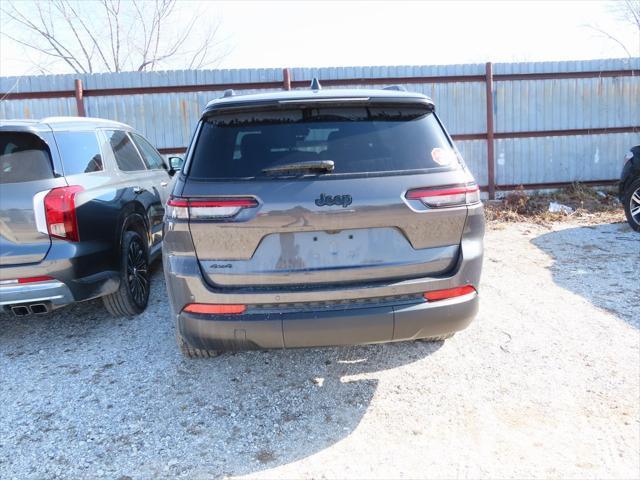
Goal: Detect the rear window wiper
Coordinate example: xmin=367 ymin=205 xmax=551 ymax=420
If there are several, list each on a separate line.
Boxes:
xmin=262 ymin=160 xmax=335 ymax=175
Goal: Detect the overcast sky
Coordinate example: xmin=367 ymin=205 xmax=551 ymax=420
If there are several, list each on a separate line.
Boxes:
xmin=1 ymin=0 xmax=638 ymax=77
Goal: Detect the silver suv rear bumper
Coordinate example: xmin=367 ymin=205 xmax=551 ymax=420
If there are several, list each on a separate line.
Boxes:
xmin=0 ymin=280 xmax=74 ymax=309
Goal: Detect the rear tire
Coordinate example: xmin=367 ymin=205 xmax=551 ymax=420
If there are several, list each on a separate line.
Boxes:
xmin=176 ymin=331 xmax=220 ymax=358
xmin=103 ymin=230 xmax=150 ymax=317
xmin=419 ymin=332 xmax=454 ymax=342
xmin=623 ymin=178 xmax=640 ymax=232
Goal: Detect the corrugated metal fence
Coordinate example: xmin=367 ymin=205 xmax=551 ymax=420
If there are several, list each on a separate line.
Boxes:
xmin=1 ymin=58 xmax=638 ymax=198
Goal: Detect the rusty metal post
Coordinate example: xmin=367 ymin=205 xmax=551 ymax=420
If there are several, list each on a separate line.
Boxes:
xmin=485 ymin=62 xmax=495 ymax=199
xmin=74 ymin=79 xmax=86 ymax=117
xmin=282 ymin=68 xmax=291 ymax=91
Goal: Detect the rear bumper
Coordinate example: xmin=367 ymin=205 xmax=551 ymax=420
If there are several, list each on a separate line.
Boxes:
xmin=0 ymin=240 xmax=120 ymax=310
xmin=179 ymin=293 xmax=478 ymax=351
xmin=0 ymin=272 xmax=119 ymax=311
xmin=0 ymin=280 xmax=74 ymax=308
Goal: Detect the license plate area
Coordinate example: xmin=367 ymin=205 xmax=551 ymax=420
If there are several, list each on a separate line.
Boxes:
xmin=280 ymin=229 xmax=384 ymax=269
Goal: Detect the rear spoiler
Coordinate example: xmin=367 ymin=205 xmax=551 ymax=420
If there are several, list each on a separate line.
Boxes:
xmin=202 ymin=96 xmax=435 ymax=117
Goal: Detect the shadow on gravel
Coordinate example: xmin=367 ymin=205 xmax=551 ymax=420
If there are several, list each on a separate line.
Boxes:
xmin=531 ymin=221 xmax=639 ymax=329
xmin=0 ymin=263 xmax=443 ymax=479
xmin=175 ymin=339 xmax=444 ymax=478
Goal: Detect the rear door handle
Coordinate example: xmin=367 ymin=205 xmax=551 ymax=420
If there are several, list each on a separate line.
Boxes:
xmin=133 ymin=186 xmax=145 ymax=194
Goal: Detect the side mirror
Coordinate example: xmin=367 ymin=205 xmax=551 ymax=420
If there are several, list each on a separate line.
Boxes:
xmin=167 ymin=156 xmax=184 ymax=176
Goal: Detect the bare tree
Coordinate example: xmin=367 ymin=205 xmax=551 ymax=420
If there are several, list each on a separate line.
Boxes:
xmin=0 ymin=0 xmax=229 ymax=73
xmin=586 ymin=0 xmax=640 ymax=58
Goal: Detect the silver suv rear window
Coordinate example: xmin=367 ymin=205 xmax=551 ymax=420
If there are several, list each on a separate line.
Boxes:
xmin=189 ymin=106 xmax=460 ymax=179
xmin=0 ymin=132 xmax=54 ymax=184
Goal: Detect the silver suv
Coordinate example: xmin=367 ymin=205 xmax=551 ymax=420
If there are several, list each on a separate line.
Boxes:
xmin=163 ymin=84 xmax=484 ymax=357
xmin=0 ymin=117 xmax=172 ymax=317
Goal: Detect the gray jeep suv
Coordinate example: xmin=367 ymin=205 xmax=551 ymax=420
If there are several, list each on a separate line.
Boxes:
xmin=163 ymin=84 xmax=484 ymax=357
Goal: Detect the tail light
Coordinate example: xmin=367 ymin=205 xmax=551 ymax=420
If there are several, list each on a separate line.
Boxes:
xmin=167 ymin=197 xmax=258 ymax=220
xmin=406 ymin=184 xmax=480 ymax=208
xmin=424 ymin=285 xmax=476 ymax=301
xmin=183 ymin=303 xmax=247 ymax=314
xmin=44 ymin=186 xmax=83 ymax=241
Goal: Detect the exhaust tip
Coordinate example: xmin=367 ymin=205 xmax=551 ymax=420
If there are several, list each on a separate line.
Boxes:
xmin=29 ymin=303 xmax=49 ymax=315
xmin=10 ymin=305 xmax=30 ymax=317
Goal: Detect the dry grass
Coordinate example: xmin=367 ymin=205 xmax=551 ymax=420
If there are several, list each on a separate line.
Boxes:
xmin=484 ymin=183 xmax=625 ymax=226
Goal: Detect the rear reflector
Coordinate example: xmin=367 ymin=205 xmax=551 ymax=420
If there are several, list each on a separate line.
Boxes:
xmin=424 ymin=285 xmax=476 ymax=301
xmin=17 ymin=276 xmax=55 ymax=284
xmin=406 ymin=184 xmax=480 ymax=208
xmin=183 ymin=303 xmax=247 ymax=314
xmin=167 ymin=197 xmax=258 ymax=220
xmin=0 ymin=276 xmax=55 ymax=286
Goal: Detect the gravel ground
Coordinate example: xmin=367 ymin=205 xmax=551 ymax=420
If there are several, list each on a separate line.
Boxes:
xmin=1 ymin=219 xmax=638 ymax=479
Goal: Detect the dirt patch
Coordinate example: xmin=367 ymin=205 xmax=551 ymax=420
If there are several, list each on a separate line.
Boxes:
xmin=255 ymin=450 xmax=277 ymax=464
xmin=485 ymin=183 xmax=625 ymax=227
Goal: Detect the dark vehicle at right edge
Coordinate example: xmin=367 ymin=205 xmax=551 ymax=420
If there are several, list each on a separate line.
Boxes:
xmin=163 ymin=84 xmax=485 ymax=358
xmin=620 ymin=145 xmax=640 ymax=232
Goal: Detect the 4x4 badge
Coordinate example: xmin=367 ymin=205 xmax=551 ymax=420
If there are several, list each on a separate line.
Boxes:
xmin=315 ymin=193 xmax=352 ymax=208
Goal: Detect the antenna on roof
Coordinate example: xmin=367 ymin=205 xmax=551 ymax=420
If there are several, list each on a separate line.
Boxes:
xmin=310 ymin=77 xmax=322 ymax=91
xmin=383 ymin=85 xmax=406 ymax=92
xmin=222 ymin=89 xmax=235 ymax=98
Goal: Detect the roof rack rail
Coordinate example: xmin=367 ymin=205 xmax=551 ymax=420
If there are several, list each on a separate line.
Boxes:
xmin=310 ymin=77 xmax=322 ymax=91
xmin=382 ymin=85 xmax=406 ymax=92
xmin=222 ymin=89 xmax=235 ymax=98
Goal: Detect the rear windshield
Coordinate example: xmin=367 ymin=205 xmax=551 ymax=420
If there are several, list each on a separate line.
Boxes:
xmin=188 ymin=106 xmax=459 ymax=179
xmin=0 ymin=132 xmax=54 ymax=184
